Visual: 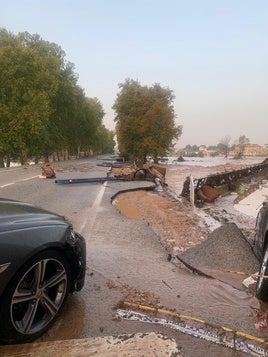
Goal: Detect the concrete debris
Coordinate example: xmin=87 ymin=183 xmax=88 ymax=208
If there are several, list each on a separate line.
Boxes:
xmin=109 ymin=163 xmax=167 ymax=184
xmin=41 ymin=164 xmax=56 ymax=178
xmin=243 ymin=275 xmax=257 ymax=289
xmin=176 ymin=223 xmax=259 ymax=279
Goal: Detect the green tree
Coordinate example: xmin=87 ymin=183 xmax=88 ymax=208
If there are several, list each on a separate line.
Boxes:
xmin=0 ymin=28 xmax=113 ymax=165
xmin=45 ymin=62 xmax=87 ymax=160
xmin=95 ymin=125 xmax=115 ymax=154
xmin=113 ymin=79 xmax=182 ymax=163
xmin=0 ymin=29 xmax=60 ymax=165
xmin=184 ymin=144 xmax=199 ymax=157
xmin=235 ymin=135 xmax=250 ymax=158
xmin=82 ymin=97 xmax=105 ymax=154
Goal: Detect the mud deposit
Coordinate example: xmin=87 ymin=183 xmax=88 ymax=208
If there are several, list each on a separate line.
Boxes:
xmin=113 ymin=190 xmax=207 ymax=253
xmin=113 ymin=158 xmax=265 ymax=255
xmin=113 ymin=159 xmax=268 ymax=348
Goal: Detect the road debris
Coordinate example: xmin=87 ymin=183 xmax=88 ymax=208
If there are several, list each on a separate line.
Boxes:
xmin=116 ymin=302 xmax=268 ymax=357
xmin=55 ymin=163 xmax=167 ymax=185
xmin=55 ymin=176 xmax=127 ymax=184
xmin=181 ymin=158 xmax=268 ymax=203
xmin=162 ymin=280 xmax=173 ymax=289
xmin=41 ymin=163 xmax=56 ymax=178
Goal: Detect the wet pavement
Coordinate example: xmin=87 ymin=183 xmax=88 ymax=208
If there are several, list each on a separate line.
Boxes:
xmin=0 ymin=333 xmax=182 ymax=356
xmin=0 ymin=158 xmax=268 ymax=356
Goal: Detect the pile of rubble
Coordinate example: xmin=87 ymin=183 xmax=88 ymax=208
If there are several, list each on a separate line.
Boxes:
xmin=108 ymin=163 xmax=166 ymax=184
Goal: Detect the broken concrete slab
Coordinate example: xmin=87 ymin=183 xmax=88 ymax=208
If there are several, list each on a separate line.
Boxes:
xmin=176 ymin=223 xmax=260 ymax=289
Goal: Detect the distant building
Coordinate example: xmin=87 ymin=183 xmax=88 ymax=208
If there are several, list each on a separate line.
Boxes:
xmin=244 ymin=144 xmax=268 ymax=156
xmin=198 ymin=145 xmax=218 ymax=157
xmin=232 ymin=144 xmax=268 ymax=157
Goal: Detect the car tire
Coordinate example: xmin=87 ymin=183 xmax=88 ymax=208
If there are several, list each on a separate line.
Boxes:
xmin=0 ymin=250 xmax=71 ymax=344
xmin=256 ymin=245 xmax=268 ymax=301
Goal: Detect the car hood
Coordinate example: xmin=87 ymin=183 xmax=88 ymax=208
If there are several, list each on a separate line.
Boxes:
xmin=0 ymin=198 xmax=67 ymax=233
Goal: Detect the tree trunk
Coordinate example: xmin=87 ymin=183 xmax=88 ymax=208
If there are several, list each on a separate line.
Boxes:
xmin=6 ymin=154 xmax=11 ymax=167
xmin=0 ymin=155 xmax=5 ymax=168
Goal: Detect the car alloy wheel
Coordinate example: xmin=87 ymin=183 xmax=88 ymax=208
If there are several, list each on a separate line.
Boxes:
xmin=0 ymin=250 xmax=70 ymax=344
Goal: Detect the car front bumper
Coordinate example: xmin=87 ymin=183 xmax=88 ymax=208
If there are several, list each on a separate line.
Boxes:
xmin=69 ymin=232 xmax=86 ymax=292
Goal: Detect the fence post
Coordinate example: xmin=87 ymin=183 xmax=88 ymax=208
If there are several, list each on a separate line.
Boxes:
xmin=190 ymin=175 xmax=195 ymax=206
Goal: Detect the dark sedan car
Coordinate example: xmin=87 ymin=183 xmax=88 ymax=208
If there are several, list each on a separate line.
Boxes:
xmin=253 ymin=200 xmax=268 ymax=301
xmin=0 ymin=198 xmax=86 ymax=344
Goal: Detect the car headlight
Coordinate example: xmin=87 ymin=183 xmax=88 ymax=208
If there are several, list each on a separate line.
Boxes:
xmin=66 ymin=227 xmax=78 ymax=245
xmin=70 ymin=230 xmax=78 ymax=242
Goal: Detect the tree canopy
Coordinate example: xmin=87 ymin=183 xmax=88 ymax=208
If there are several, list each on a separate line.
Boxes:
xmin=113 ymin=79 xmax=182 ymax=163
xmin=217 ymin=135 xmax=231 ymax=158
xmin=235 ymin=135 xmax=250 ymax=158
xmin=0 ymin=28 xmax=115 ymax=166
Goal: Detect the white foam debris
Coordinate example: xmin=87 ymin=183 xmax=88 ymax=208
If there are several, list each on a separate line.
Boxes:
xmin=234 ymin=184 xmax=268 ymax=218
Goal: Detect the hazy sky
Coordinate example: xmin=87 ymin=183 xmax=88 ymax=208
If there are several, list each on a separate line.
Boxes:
xmin=1 ymin=0 xmax=267 ymax=147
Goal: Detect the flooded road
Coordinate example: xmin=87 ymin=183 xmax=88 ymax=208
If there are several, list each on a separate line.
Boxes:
xmin=1 ymin=157 xmax=267 ymax=356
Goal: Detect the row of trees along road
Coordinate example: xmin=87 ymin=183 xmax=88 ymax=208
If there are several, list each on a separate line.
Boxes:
xmin=0 ymin=28 xmax=115 ymax=167
xmin=113 ymin=79 xmax=182 ymax=164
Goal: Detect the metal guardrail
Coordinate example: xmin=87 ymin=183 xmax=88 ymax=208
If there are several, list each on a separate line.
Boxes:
xmin=181 ymin=158 xmax=268 ymax=200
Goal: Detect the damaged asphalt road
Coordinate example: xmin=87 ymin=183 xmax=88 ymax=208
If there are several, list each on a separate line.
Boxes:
xmin=1 ymin=157 xmax=268 ymax=356
xmin=176 ymin=223 xmax=260 ymax=290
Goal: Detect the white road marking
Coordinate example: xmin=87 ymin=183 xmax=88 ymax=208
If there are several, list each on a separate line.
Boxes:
xmin=81 ymin=181 xmax=107 ymax=234
xmin=0 ymin=175 xmax=39 ymax=188
xmin=1 ymin=183 xmax=14 ymax=188
xmin=22 ymin=175 xmax=39 ymax=181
